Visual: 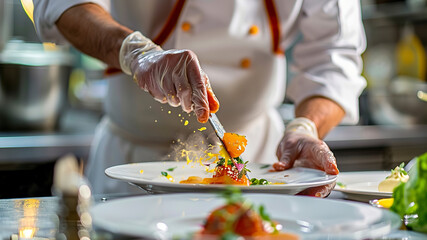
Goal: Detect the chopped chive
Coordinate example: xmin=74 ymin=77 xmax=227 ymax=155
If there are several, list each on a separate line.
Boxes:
xmin=260 ymin=164 xmax=270 ymax=169
xmin=167 ymin=167 xmax=177 ymax=172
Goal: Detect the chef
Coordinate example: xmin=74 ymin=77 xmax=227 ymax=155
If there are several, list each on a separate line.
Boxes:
xmin=33 ymin=0 xmax=366 ymax=196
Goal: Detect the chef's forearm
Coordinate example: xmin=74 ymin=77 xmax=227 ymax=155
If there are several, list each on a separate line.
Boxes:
xmin=56 ymin=3 xmax=133 ymax=69
xmin=295 ymin=97 xmax=345 ymax=139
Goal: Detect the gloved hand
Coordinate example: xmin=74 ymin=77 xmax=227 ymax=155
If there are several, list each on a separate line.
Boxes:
xmin=273 ymin=117 xmax=339 ymax=197
xmin=119 ymin=31 xmax=219 ymax=123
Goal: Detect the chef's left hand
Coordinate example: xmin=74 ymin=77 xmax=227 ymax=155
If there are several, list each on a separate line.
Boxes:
xmin=273 ymin=118 xmax=339 ymax=197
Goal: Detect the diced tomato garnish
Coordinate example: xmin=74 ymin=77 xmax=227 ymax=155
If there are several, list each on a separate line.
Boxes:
xmin=211 ymin=165 xmax=249 ymax=185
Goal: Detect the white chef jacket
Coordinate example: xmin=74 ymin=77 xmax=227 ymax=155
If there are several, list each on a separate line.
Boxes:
xmin=33 ymin=0 xmax=367 ymax=194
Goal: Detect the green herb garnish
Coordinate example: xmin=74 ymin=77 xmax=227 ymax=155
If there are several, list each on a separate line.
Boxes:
xmin=259 ymin=205 xmax=271 ymax=221
xmin=250 ymin=178 xmax=271 ymax=185
xmin=260 ymin=164 xmax=270 ymax=169
xmin=166 ymin=167 xmax=177 ymax=172
xmin=161 ymin=171 xmax=168 ymax=177
xmin=388 ymin=162 xmax=408 ymax=178
xmin=221 ymin=187 xmax=245 ymax=205
xmin=336 ymin=182 xmax=346 ymax=188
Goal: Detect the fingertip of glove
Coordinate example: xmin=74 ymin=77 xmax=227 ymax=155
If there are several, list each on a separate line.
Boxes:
xmin=207 ymin=91 xmax=220 ymax=113
xmin=326 ymin=166 xmax=339 ymax=175
xmin=273 ymin=162 xmax=289 ymax=171
xmin=196 ymin=109 xmax=209 ymax=123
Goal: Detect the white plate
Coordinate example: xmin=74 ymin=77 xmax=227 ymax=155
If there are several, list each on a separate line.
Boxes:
xmin=90 ymin=193 xmax=402 ymax=240
xmin=333 ymin=171 xmax=392 ymax=202
xmin=105 ymin=161 xmax=337 ymax=194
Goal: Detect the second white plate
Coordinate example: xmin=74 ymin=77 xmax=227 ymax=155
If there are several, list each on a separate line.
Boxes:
xmin=334 ymin=171 xmax=392 ymax=202
xmin=90 ymin=193 xmax=401 ymax=240
xmin=105 ymin=161 xmax=337 ymax=194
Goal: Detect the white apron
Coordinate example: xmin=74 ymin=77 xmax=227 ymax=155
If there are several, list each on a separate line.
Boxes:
xmin=86 ymin=0 xmax=302 ymax=194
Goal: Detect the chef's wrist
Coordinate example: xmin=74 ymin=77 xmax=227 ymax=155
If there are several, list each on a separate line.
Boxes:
xmin=285 ymin=117 xmax=319 ymax=139
xmin=119 ymin=31 xmax=163 ymax=75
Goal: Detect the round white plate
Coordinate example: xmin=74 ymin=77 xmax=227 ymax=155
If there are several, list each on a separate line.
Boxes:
xmin=90 ymin=193 xmax=401 ymax=240
xmin=333 ymin=171 xmax=392 ymax=202
xmin=105 ymin=161 xmax=337 ymax=194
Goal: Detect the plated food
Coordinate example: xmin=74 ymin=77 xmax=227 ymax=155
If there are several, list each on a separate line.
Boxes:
xmin=90 ymin=192 xmax=401 ymax=239
xmin=378 ymin=163 xmax=409 ymax=192
xmin=333 ymin=171 xmax=392 ymax=202
xmin=105 ymin=126 xmax=336 ymax=194
xmin=194 ymin=188 xmax=299 ymax=240
xmin=105 ymin=161 xmax=336 ymax=194
xmin=177 ymin=132 xmax=278 ymax=186
xmin=369 ymin=152 xmax=427 ymax=234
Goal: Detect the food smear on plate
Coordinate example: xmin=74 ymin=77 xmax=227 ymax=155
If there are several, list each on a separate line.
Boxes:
xmin=378 ymin=163 xmax=409 ymax=192
xmin=193 ymin=188 xmax=299 ymax=240
xmin=180 ymin=157 xmax=250 ymax=186
xmin=336 ymin=182 xmax=346 ymax=188
xmin=161 ymin=171 xmax=175 ymax=182
xmin=179 ymin=158 xmax=284 ymax=186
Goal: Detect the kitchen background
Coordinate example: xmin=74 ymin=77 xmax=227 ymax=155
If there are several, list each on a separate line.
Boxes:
xmin=0 ymin=0 xmax=426 ymax=198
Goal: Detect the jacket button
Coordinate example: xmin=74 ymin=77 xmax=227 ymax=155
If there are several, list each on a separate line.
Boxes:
xmin=181 ymin=22 xmax=192 ymax=32
xmin=248 ymin=25 xmax=259 ymax=35
xmin=240 ymin=58 xmax=251 ymax=69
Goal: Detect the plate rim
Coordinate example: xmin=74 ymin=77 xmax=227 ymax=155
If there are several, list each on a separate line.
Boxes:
xmin=104 ymin=161 xmax=338 ymax=191
xmin=333 ymin=171 xmax=393 ymax=197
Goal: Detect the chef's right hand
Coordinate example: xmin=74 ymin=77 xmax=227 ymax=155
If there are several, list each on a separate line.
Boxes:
xmin=119 ymin=31 xmax=219 ymax=123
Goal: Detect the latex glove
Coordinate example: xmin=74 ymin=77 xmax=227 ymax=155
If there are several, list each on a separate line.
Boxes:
xmin=273 ymin=117 xmax=339 ymax=175
xmin=119 ymin=31 xmax=219 ymax=123
xmin=296 ymin=182 xmax=336 ymax=198
xmin=273 ymin=118 xmax=339 ymax=198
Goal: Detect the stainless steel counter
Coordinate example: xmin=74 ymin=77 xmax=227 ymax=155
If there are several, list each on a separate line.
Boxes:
xmin=325 ymin=125 xmax=427 ymax=172
xmin=325 ymin=125 xmax=427 ymax=149
xmin=0 ymin=134 xmax=93 ymax=163
xmin=0 ymin=109 xmax=426 ymax=168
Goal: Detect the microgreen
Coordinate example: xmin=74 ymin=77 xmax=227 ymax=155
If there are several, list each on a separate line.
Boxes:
xmin=221 ymin=187 xmax=244 ymax=205
xmin=217 ymin=157 xmax=250 ymax=179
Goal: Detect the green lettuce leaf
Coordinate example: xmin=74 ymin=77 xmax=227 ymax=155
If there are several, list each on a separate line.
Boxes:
xmin=390 ymin=152 xmax=427 ymax=233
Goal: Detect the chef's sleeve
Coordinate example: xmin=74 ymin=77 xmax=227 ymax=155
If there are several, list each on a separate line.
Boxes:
xmin=33 ymin=0 xmax=111 ymax=44
xmin=285 ymin=0 xmax=367 ymax=124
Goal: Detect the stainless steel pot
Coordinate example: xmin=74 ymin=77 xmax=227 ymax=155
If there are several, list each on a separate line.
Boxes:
xmin=0 ymin=42 xmax=74 ymax=131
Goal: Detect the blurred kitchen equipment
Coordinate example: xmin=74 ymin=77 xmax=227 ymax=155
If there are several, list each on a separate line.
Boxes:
xmin=396 ymin=24 xmax=426 ymax=81
xmin=368 ymin=76 xmax=427 ymax=125
xmin=389 ymin=76 xmax=427 ymax=120
xmin=53 ymin=154 xmax=93 ymax=239
xmin=0 ymin=41 xmax=74 ymax=131
xmin=0 ymin=0 xmax=12 ymax=51
xmin=363 ymin=44 xmax=396 ymax=89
